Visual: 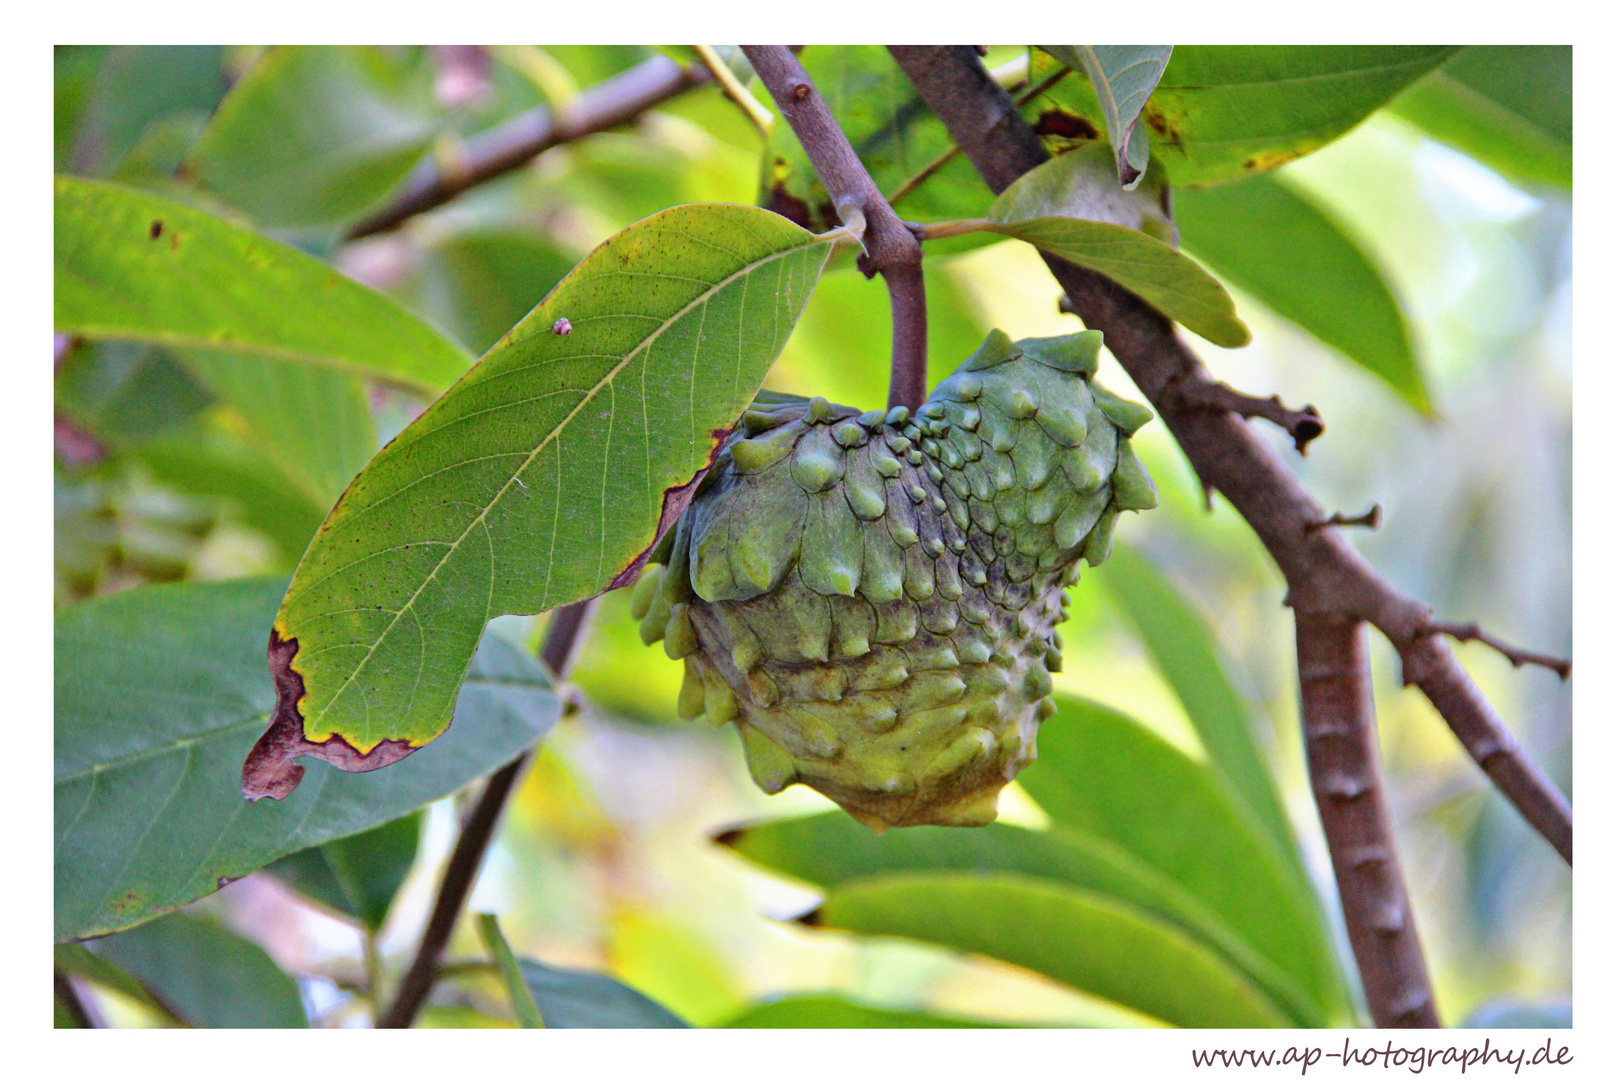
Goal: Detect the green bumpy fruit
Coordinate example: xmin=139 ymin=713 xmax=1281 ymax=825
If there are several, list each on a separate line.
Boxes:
xmin=632 ymin=329 xmax=1157 ymax=831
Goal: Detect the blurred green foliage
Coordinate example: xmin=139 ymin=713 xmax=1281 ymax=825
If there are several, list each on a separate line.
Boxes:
xmin=54 ymin=45 xmax=1569 ymax=1030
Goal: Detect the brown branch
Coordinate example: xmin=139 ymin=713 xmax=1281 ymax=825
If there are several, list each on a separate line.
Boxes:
xmin=1399 ymin=634 xmax=1571 ymax=862
xmin=347 ymin=56 xmax=710 ymax=241
xmin=378 ymin=600 xmax=596 ymax=1028
xmin=1171 ymin=378 xmax=1326 ymax=455
xmin=887 ymin=46 xmax=1570 ymax=864
xmin=890 ymin=45 xmax=1571 ymax=1026
xmin=884 ymin=67 xmax=1071 ymax=208
xmin=1306 ymin=506 xmax=1382 ymax=534
xmin=742 ymin=46 xmax=928 ymax=412
xmin=1295 ymin=614 xmax=1440 ymax=1027
xmin=1422 ymin=620 xmax=1570 ymax=681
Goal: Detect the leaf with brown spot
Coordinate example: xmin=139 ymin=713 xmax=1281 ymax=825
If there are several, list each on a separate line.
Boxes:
xmin=1039 ymin=47 xmax=1173 ymax=189
xmin=1024 ymin=46 xmax=1459 ymax=186
xmin=54 ymin=176 xmax=471 ymax=394
xmin=251 ymin=205 xmax=837 ymax=796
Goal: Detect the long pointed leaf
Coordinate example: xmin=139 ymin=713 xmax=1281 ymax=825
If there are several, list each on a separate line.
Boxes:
xmin=1176 ymin=175 xmax=1429 ymax=412
xmin=814 ymin=873 xmax=1292 ymax=1028
xmin=247 ymin=204 xmax=836 ymax=799
xmin=54 ymin=177 xmax=471 ymax=394
xmin=721 ymin=812 xmax=1323 ymax=1025
xmin=1017 ymin=695 xmax=1350 ymax=1020
xmin=177 ymin=347 xmax=378 ymax=507
xmin=1098 ymin=545 xmax=1297 ymax=854
xmin=1387 ymin=46 xmax=1570 ymax=191
xmin=1041 ymin=47 xmax=1173 ymax=188
xmin=263 ymin=811 xmax=422 ymax=930
xmin=726 ymin=996 xmax=1014 ymax=1028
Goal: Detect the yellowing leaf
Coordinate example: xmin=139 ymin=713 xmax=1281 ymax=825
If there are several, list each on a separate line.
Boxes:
xmin=246 ymin=204 xmax=836 ymax=797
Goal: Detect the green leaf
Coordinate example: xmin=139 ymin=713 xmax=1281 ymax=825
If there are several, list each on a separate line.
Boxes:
xmin=251 ymin=204 xmax=835 ymax=795
xmin=518 ymin=959 xmax=689 ymax=1028
xmin=815 ymin=873 xmax=1291 ymax=1028
xmin=1040 ymin=47 xmax=1173 ymax=188
xmin=54 ymin=340 xmax=214 ymax=450
xmin=984 ymin=151 xmax=1250 ymax=348
xmin=263 ymin=812 xmax=421 ymax=930
xmin=1096 ymin=545 xmax=1296 ymax=855
xmin=176 ymin=347 xmax=378 ymax=507
xmin=1175 ymin=174 xmax=1429 ymax=412
xmin=760 ymin=46 xmax=994 ymax=234
xmin=63 ymin=46 xmax=226 ymax=177
xmin=54 ymin=176 xmax=471 ymax=395
xmin=87 ymin=913 xmax=309 ymax=1028
xmin=1017 ymin=695 xmax=1349 ymax=1020
xmin=133 ymin=420 xmax=328 ymax=563
xmin=725 ymin=995 xmax=1010 ymax=1028
xmin=55 ymin=46 xmax=110 ymax=172
xmin=1386 ymin=46 xmax=1571 ymax=190
xmin=188 ymin=46 xmax=441 ymax=227
xmin=478 ymin=914 xmax=546 ymax=1028
xmin=720 ymin=812 xmax=1322 ymax=1025
xmin=54 ymin=577 xmax=559 ymax=943
xmin=1026 ymin=46 xmax=1458 ymax=186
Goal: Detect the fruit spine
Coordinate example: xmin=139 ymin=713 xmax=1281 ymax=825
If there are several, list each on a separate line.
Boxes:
xmin=632 ymin=329 xmax=1157 ymax=830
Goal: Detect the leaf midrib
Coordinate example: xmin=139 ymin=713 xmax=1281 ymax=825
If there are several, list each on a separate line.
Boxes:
xmin=298 ymin=234 xmax=831 ymax=730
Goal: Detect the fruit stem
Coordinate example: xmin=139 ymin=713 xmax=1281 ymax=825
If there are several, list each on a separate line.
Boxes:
xmin=742 ymin=46 xmax=929 ymax=412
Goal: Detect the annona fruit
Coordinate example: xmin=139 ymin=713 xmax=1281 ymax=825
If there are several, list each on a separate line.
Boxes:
xmin=632 ymin=328 xmax=1157 ymax=831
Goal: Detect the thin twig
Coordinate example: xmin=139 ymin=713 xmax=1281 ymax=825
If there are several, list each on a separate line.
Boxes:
xmin=742 ymin=46 xmax=928 ymax=412
xmin=885 ymin=146 xmax=962 ymax=207
xmin=1295 ymin=614 xmax=1440 ymax=1027
xmin=888 ymin=45 xmax=1569 ymax=1026
xmin=1171 ymin=377 xmax=1326 ymax=455
xmin=1422 ymin=620 xmax=1571 ymax=680
xmin=1306 ymin=506 xmax=1382 ymax=534
xmin=692 ymin=45 xmax=774 ymax=139
xmin=884 ymin=66 xmax=1069 ymax=208
xmin=378 ymin=600 xmax=596 ymax=1028
xmin=1398 ymin=635 xmax=1572 ymax=863
xmin=347 ymin=56 xmax=710 ymax=241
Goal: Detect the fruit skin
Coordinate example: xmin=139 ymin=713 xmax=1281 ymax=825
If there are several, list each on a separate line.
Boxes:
xmin=633 ymin=329 xmax=1157 ymax=831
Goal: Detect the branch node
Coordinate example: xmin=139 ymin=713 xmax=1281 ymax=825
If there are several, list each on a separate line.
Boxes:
xmin=1173 ymin=378 xmax=1325 ymax=454
xmin=1306 ymin=505 xmax=1382 ymax=534
xmin=743 ymin=45 xmax=926 ymax=412
xmin=1421 ymin=620 xmax=1571 ymax=680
